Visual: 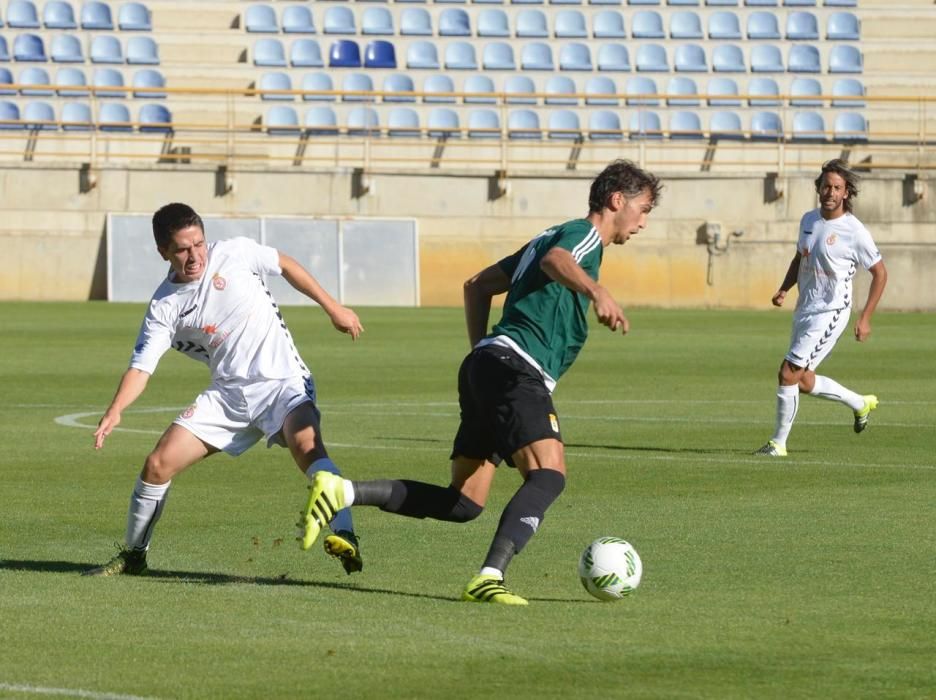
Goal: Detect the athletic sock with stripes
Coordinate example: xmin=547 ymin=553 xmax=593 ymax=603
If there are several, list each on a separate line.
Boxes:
xmin=770 ymin=384 xmax=800 ymax=447
xmin=125 ymin=477 xmax=170 ymax=552
xmin=809 ymin=375 xmax=865 ymax=411
xmin=306 ymin=458 xmax=355 ymax=534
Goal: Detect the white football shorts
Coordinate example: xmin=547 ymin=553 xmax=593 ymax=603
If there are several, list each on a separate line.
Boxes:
xmin=173 ymin=375 xmax=317 ymax=456
xmin=785 ymin=307 xmax=850 ymax=370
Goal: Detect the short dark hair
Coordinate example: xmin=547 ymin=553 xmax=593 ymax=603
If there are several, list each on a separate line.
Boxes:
xmin=588 ymin=159 xmax=662 ymax=214
xmin=152 ymin=203 xmax=204 ymax=249
xmin=815 ymin=159 xmax=859 ymax=213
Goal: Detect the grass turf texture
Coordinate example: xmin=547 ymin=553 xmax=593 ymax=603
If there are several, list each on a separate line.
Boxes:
xmin=1 ymin=302 xmax=934 ymax=699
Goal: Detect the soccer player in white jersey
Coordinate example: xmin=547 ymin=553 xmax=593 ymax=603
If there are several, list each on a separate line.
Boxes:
xmin=755 ymin=160 xmax=888 ymax=457
xmin=84 ymin=203 xmax=366 ymax=576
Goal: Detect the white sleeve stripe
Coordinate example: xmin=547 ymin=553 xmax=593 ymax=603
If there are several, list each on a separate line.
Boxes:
xmin=571 ymin=228 xmax=601 ymax=262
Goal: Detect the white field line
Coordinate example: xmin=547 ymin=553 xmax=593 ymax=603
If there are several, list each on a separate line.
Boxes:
xmin=0 ymin=682 xmax=158 ymax=700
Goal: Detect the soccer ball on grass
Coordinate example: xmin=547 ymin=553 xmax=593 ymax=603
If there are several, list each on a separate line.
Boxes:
xmin=578 ymin=537 xmax=642 ymax=601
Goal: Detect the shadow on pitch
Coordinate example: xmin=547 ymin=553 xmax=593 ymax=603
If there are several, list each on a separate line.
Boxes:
xmin=567 ymin=441 xmax=731 ymax=455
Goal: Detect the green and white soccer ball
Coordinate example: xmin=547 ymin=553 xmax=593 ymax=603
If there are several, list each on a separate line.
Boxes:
xmin=578 ymin=537 xmax=643 ymax=601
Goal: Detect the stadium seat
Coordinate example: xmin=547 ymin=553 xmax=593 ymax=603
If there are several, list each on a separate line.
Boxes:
xmin=387 ymin=107 xmax=421 ymax=137
xmin=440 ymin=8 xmax=471 ymax=36
xmin=712 ymin=44 xmax=745 ymax=72
xmin=364 ymin=40 xmax=396 ymax=69
xmin=588 ymin=110 xmax=622 ymax=140
xmin=427 ymin=107 xmax=460 ymax=138
xmin=19 ymin=66 xmax=53 ymax=96
xmin=789 ymin=77 xmax=821 ymax=106
xmin=0 ymin=101 xmax=24 ymax=129
xmin=24 ymin=101 xmax=56 ymax=130
xmin=829 ymin=45 xmax=862 ymax=73
xmin=669 ymin=110 xmax=704 ymax=139
xmin=669 ymin=0 xmax=701 ymax=5
xmin=118 ymin=0 xmax=149 ymax=27
xmin=748 ymin=77 xmax=780 ymax=105
xmin=626 ymin=76 xmax=658 ymax=105
xmin=382 ymin=73 xmax=416 ymax=102
xmin=667 ymin=76 xmax=699 ymax=105
xmin=597 ymin=44 xmax=630 ymax=71
xmin=788 ymin=44 xmax=820 ymax=73
xmin=545 ymin=75 xmax=577 ymax=104
xmin=254 ymin=38 xmax=286 ymax=67
xmin=407 ymin=41 xmax=440 ymax=69
xmin=505 ymin=75 xmax=536 ymax=103
xmin=548 ymin=109 xmax=581 ymax=140
xmin=783 ymin=0 xmax=815 ymax=5
xmin=445 ymin=41 xmax=478 ymax=70
xmin=483 ymin=42 xmax=516 ymax=70
xmin=245 ymin=5 xmax=277 ymax=33
xmin=397 ymin=0 xmax=428 ymax=4
xmin=833 ymin=111 xmax=866 ymax=141
xmin=341 ymin=73 xmax=375 ymax=102
xmin=139 ymin=103 xmax=172 ymax=133
xmin=362 ymin=7 xmax=394 ymax=35
xmin=423 ymin=74 xmax=456 ymax=103
xmin=675 ymin=44 xmax=707 ymax=72
xmin=708 ymin=11 xmax=741 ymax=39
xmin=521 ymin=42 xmax=553 ymax=70
xmin=745 ymin=0 xmax=778 ymax=5
xmin=635 ymin=44 xmax=668 ymax=72
xmin=589 ymin=0 xmax=622 ymax=5
xmin=832 ymin=78 xmax=864 ymax=107
xmin=304 ymin=105 xmax=338 ymax=135
xmin=747 ymin=11 xmax=780 ymax=39
xmin=825 ymin=0 xmax=856 ymax=6
xmin=92 ymin=67 xmax=125 ymax=98
xmin=347 ymin=106 xmax=380 ymax=137
xmin=400 ymin=8 xmax=432 ymax=36
xmin=0 ymin=68 xmax=14 ymax=96
xmin=43 ymin=1 xmax=77 ymax=29
xmin=552 ymin=0 xmax=583 ymax=6
xmin=593 ymin=10 xmax=625 ymax=38
xmin=259 ymin=71 xmax=293 ymax=101
xmin=706 ymin=0 xmax=740 ymax=5
xmin=291 ymin=39 xmax=324 ymax=68
xmin=750 ymin=110 xmax=782 ymax=140
xmin=467 ymin=108 xmax=500 ymax=138
xmin=585 ymin=75 xmax=618 ymax=105
xmin=90 ymin=35 xmax=124 ymax=64
xmin=628 ymin=0 xmax=661 ymax=4
xmin=632 ymin=11 xmax=664 ymax=38
xmin=630 ymin=111 xmax=662 ymax=140
xmin=132 ymin=69 xmax=166 ymax=98
xmin=670 ymin=11 xmax=702 ymax=39
xmin=329 ymin=39 xmax=361 ymax=68
xmin=463 ymin=74 xmax=496 ymax=103
xmin=507 ymin=109 xmax=540 ymax=140
xmin=61 ymin=101 xmax=92 ymax=129
xmin=81 ymin=0 xmax=112 ymax=29
xmin=8 ymin=0 xmax=40 ymax=28
xmin=786 ymin=11 xmax=819 ymax=40
xmin=512 ymin=0 xmax=544 ymax=5
xmin=282 ymin=5 xmax=315 ymax=34
xmin=826 ymin=11 xmax=859 ymax=40
xmin=301 ymin=72 xmax=334 ymax=102
xmin=14 ymin=34 xmax=47 ymax=62
xmin=51 ymin=35 xmax=84 ymax=63
xmin=516 ymin=9 xmax=548 ymax=37
xmin=324 ymin=6 xmax=355 ymax=35
xmin=750 ymin=45 xmax=783 ymax=72
xmin=791 ymin=111 xmax=825 ymax=140
xmin=559 ymin=43 xmax=591 ymax=71
xmin=555 ymin=9 xmax=587 ymax=37
xmin=126 ymin=37 xmax=159 ymax=65
xmin=478 ymin=9 xmax=510 ymax=37
xmin=709 ymin=110 xmax=743 ymax=139
xmin=0 ymin=37 xmax=8 ymax=63
xmin=99 ymin=102 xmax=133 ymax=131
xmin=265 ymin=105 xmax=300 ymax=135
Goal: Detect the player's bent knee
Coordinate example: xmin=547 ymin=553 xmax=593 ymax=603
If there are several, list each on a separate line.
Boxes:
xmin=449 ymin=493 xmax=483 ymax=523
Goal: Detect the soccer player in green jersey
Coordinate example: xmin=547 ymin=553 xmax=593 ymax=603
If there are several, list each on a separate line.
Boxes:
xmin=299 ymin=160 xmax=661 ymax=604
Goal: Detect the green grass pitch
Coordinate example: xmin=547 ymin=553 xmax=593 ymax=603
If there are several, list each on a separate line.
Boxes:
xmin=1 ymin=302 xmax=934 ymax=699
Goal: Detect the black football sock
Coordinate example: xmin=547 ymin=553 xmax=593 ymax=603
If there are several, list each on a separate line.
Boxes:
xmin=353 ymin=480 xmax=482 ymax=522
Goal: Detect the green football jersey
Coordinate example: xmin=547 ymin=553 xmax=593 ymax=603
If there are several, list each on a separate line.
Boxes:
xmin=488 ymin=219 xmax=603 ymax=386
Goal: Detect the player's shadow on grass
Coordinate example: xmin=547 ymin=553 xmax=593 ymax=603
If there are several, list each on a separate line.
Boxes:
xmin=566 ymin=441 xmax=730 ymax=455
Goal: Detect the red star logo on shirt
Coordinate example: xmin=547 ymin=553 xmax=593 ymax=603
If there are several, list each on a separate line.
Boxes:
xmin=203 ymin=324 xmax=217 ymax=335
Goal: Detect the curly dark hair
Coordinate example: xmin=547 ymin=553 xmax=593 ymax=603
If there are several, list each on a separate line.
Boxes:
xmin=588 ymin=160 xmax=662 ymax=214
xmin=815 ymin=159 xmax=859 ymax=213
xmin=152 ymin=202 xmax=205 ymax=249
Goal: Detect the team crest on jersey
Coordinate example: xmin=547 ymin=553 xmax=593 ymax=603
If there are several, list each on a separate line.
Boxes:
xmin=826 ymin=234 xmax=838 ymax=246
xmin=549 ymin=413 xmax=559 ymax=432
xmin=203 ymin=324 xmax=217 ymax=335
xmin=212 ymin=273 xmax=226 ymax=290
xmin=181 ymin=404 xmax=196 ymax=419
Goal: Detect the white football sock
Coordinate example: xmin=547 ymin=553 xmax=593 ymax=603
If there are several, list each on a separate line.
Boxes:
xmin=305 ymin=459 xmax=355 ymax=531
xmin=480 ymin=566 xmax=504 ymax=579
xmin=770 ymin=384 xmax=800 ymax=447
xmin=809 ymin=375 xmax=865 ymax=411
xmin=125 ymin=477 xmax=170 ymax=552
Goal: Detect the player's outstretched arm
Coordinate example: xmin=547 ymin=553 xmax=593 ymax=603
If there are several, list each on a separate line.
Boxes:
xmin=464 ymin=264 xmax=511 ymax=348
xmin=279 ymin=253 xmax=363 ymax=340
xmin=772 ymin=252 xmax=802 ymax=307
xmin=541 ymin=247 xmax=628 ymax=334
xmin=855 ymin=259 xmax=888 ymax=342
xmin=94 ymin=368 xmax=150 ymax=449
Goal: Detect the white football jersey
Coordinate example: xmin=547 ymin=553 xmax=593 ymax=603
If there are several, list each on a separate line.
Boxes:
xmin=794 ymin=209 xmax=882 ymax=315
xmin=130 ymin=237 xmax=309 ymax=382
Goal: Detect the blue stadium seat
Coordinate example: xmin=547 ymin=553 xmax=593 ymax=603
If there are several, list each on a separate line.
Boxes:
xmin=427 ymin=107 xmax=460 ymax=138
xmin=24 ymin=101 xmax=56 ymax=130
xmin=90 ymin=35 xmax=123 ymax=64
xmin=750 ymin=110 xmax=782 ymax=140
xmin=81 ymin=0 xmax=112 ymax=29
xmin=588 ymin=110 xmax=622 ymax=140
xmin=347 ymin=106 xmax=379 ymax=137
xmin=585 ymin=75 xmax=618 ymax=105
xmin=747 ymin=11 xmax=780 ymax=39
xmin=0 ymin=68 xmax=14 ymax=96
xmin=301 ymin=72 xmax=334 ymax=102
xmin=669 ymin=110 xmax=703 ymax=139
xmin=558 ymin=43 xmax=591 ymax=71
xmin=51 ymin=35 xmax=84 ymax=63
xmin=670 ymin=11 xmax=702 ymax=39
xmin=832 ymin=78 xmax=864 ymax=107
xmin=597 ymin=43 xmax=630 ymax=71
xmin=445 ymin=41 xmax=478 ymax=69
xmin=342 ymin=73 xmax=375 ymax=102
xmin=791 ymin=111 xmax=825 ymax=140
xmin=545 ymin=75 xmax=577 ymax=104
xmin=829 ymin=45 xmax=862 ymax=73
xmin=745 ymin=0 xmax=778 ymax=5
xmin=61 ymin=101 xmax=92 ymax=129
xmin=589 ymin=0 xmax=622 ymax=5
xmin=467 ymin=109 xmax=500 ymax=138
xmin=521 ymin=42 xmax=554 ymax=70
xmin=259 ymin=71 xmax=294 ymax=101
xmin=362 ymin=7 xmax=394 ymax=35
xmin=632 ymin=11 xmax=664 ymax=38
xmin=407 ymin=41 xmax=440 ymax=69
xmin=505 ymin=74 xmax=536 ymax=103
xmin=463 ymin=74 xmax=496 ymax=103
xmin=282 ymin=5 xmax=315 ymax=34
xmin=708 ymin=11 xmax=741 ymax=39
xmin=512 ymin=0 xmax=544 ymax=5
xmin=14 ymin=34 xmax=47 ymax=62
xmin=397 ymin=0 xmax=428 ymax=4
xmin=382 ymin=73 xmax=416 ymax=102
xmin=139 ymin=103 xmax=172 ymax=133
xmin=626 ymin=76 xmax=658 ymax=105
xmin=516 ymin=9 xmax=548 ymax=37
xmin=783 ymin=0 xmax=815 ymax=5
xmin=93 ymin=67 xmax=125 ymax=98
xmin=324 ymin=6 xmax=355 ymax=35
xmin=789 ymin=77 xmax=821 ymax=106
xmin=675 ymin=44 xmax=707 ymax=72
xmin=44 ymin=1 xmax=77 ymax=29
xmin=423 ymin=74 xmax=456 ymax=103
xmin=555 ymin=9 xmax=587 ymax=37
xmin=593 ymin=10 xmax=625 ymax=38
xmin=132 ymin=69 xmax=166 ymax=98
xmin=364 ymin=40 xmax=396 ymax=69
xmin=54 ymin=66 xmax=88 ymax=96
xmin=387 ymin=107 xmax=421 ymax=137
xmin=0 ymin=101 xmax=24 ymax=129
xmin=635 ymin=44 xmax=668 ymax=72
xmin=709 ymin=110 xmax=743 ymax=139
xmin=630 ymin=111 xmax=662 ymax=140
xmin=483 ymin=42 xmax=516 ymax=70
xmin=712 ymin=44 xmax=744 ymax=72
xmin=833 ymin=112 xmax=866 ymax=141
xmin=253 ymin=38 xmax=286 ymax=67
xmin=8 ymin=0 xmax=40 ymax=28
xmin=667 ymin=76 xmax=699 ymax=105
xmin=126 ymin=36 xmax=159 ymax=65
xmin=99 ymin=102 xmax=133 ymax=131
xmin=826 ymin=11 xmax=859 ymax=40
xmin=629 ymin=0 xmax=660 ymax=4
xmin=265 ymin=105 xmax=299 ymax=135
xmin=400 ymin=8 xmax=432 ymax=35
xmin=548 ymin=109 xmax=581 ymax=140
xmin=750 ymin=45 xmax=783 ymax=72
xmin=552 ymin=0 xmax=583 ymax=6
xmin=440 ymin=8 xmax=471 ymax=35
xmin=788 ymin=44 xmax=820 ymax=73
xmin=245 ymin=5 xmax=277 ymax=33
xmin=0 ymin=37 xmax=9 ymax=62
xmin=706 ymin=0 xmax=740 ymax=5
xmin=329 ymin=39 xmax=361 ymax=68
xmin=747 ymin=77 xmax=780 ymax=105
xmin=304 ymin=105 xmax=338 ymax=135
xmin=825 ymin=0 xmax=856 ymax=6
xmin=507 ymin=109 xmax=540 ymax=140
xmin=291 ymin=39 xmax=324 ymax=68
xmin=705 ymin=78 xmax=741 ymax=107
xmin=786 ymin=11 xmax=818 ymax=40
xmin=478 ymin=9 xmax=510 ymax=37
xmin=19 ymin=66 xmax=52 ymax=95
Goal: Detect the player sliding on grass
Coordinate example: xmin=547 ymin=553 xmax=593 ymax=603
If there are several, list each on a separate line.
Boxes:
xmin=85 ymin=203 xmax=365 ymax=577
xmin=299 ymin=160 xmax=661 ymax=605
xmin=755 ymin=159 xmax=888 ymax=457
